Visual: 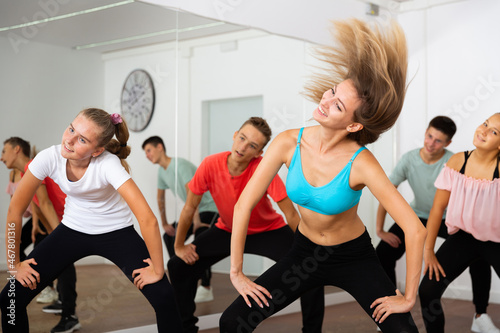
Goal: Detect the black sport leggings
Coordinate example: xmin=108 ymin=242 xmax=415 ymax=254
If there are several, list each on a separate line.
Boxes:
xmin=168 ymin=226 xmax=325 ymax=333
xmin=419 ymin=230 xmax=500 ymax=333
xmin=376 ymin=218 xmax=492 ymax=313
xmin=220 ymin=228 xmax=418 ymax=333
xmin=0 ymin=224 xmax=181 ymax=333
xmin=164 ymin=211 xmax=219 ymax=287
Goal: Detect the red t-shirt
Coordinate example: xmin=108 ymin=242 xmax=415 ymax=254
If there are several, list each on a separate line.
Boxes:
xmin=25 ymin=160 xmax=66 ymax=222
xmin=189 ymin=152 xmax=287 ymax=234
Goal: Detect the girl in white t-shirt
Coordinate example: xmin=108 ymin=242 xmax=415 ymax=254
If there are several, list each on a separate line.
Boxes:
xmin=0 ymin=108 xmax=181 ymax=332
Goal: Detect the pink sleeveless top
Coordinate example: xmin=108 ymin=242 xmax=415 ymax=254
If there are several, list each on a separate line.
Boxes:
xmin=435 ymin=165 xmax=500 ymax=242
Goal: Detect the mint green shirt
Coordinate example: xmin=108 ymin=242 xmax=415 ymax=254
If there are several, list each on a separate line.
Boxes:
xmin=157 ymin=157 xmax=217 ymax=214
xmin=389 ymin=148 xmax=453 ymax=219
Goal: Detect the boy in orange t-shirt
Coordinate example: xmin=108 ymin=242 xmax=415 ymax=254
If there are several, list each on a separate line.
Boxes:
xmin=167 ymin=118 xmax=324 ymax=333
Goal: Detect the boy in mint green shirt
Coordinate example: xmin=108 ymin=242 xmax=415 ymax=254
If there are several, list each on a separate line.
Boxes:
xmin=143 ymin=136 xmax=218 ymax=303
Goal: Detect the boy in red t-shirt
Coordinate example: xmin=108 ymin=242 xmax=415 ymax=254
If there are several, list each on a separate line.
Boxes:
xmin=168 ymin=118 xmax=324 ymax=333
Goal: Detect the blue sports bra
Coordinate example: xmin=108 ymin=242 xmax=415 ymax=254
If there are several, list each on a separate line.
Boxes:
xmin=286 ymin=127 xmax=366 ymax=215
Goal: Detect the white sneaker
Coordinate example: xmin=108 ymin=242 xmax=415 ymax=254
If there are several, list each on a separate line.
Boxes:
xmin=36 ymin=286 xmax=59 ymax=304
xmin=194 ymin=286 xmax=214 ymax=303
xmin=472 ymin=313 xmax=500 ymax=333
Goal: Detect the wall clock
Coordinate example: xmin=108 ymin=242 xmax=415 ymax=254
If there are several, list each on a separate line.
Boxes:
xmin=120 ymin=69 xmax=155 ymax=132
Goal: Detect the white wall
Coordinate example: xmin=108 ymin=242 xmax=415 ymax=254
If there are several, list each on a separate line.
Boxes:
xmin=394 ymin=0 xmax=500 ymax=302
xmin=0 ymin=37 xmax=104 ymax=269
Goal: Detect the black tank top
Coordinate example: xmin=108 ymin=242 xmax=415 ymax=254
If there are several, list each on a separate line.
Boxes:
xmin=459 ymin=151 xmax=500 ymax=179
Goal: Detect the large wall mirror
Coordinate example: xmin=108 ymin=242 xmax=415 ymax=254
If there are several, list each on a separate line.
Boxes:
xmin=0 ymin=1 xmax=358 ymax=330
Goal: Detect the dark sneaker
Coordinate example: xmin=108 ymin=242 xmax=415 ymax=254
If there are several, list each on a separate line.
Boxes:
xmin=43 ymin=300 xmax=63 ymax=314
xmin=51 ymin=315 xmax=81 ymax=333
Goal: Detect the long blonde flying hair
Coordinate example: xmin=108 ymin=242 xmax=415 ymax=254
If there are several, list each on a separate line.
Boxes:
xmin=303 ymin=19 xmax=408 ymax=146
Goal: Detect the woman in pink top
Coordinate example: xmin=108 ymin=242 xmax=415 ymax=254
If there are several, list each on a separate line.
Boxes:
xmin=419 ymin=113 xmax=500 ymax=333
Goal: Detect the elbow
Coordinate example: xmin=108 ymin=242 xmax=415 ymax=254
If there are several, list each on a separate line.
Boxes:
xmin=233 ymin=201 xmax=243 ymax=218
xmin=233 ymin=200 xmax=252 ymax=223
xmin=416 ymin=223 xmax=427 ymax=244
xmin=141 ymin=214 xmax=160 ymax=230
xmin=404 ymin=219 xmax=426 ymax=245
xmin=233 ymin=200 xmax=249 ymax=216
xmin=7 ymin=206 xmax=22 ymax=222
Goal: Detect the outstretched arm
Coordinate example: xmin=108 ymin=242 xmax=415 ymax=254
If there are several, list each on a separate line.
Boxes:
xmin=174 ymin=188 xmax=203 ymax=264
xmin=375 ymin=185 xmax=402 ymax=248
xmin=6 ymin=170 xmax=43 ymax=289
xmin=31 ymin=203 xmax=47 ymax=243
xmin=186 ymin=182 xmax=205 ymax=232
xmin=359 ymin=153 xmax=426 ymax=323
xmin=423 ymin=189 xmax=450 ymax=281
xmin=35 ymin=183 xmax=60 ymax=231
xmin=157 ymin=188 xmax=175 ymax=236
xmin=118 ymin=179 xmax=164 ymax=289
xmin=230 ymin=131 xmax=293 ymax=307
xmin=276 ymin=197 xmax=300 ymax=232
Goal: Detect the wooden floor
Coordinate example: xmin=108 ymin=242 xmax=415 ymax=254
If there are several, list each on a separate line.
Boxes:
xmin=1 ymin=264 xmax=499 ymax=332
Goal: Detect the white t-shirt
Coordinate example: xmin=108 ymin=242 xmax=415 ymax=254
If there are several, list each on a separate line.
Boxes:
xmin=29 ymin=145 xmax=133 ymax=234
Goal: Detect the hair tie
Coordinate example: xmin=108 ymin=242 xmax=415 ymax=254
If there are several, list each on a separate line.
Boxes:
xmin=120 ymin=144 xmax=127 ymax=147
xmin=110 ymin=113 xmax=123 ymax=125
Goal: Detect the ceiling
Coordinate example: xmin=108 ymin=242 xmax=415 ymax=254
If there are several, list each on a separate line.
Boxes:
xmin=0 ymin=0 xmax=246 ymax=53
xmin=0 ymin=0 xmax=468 ymax=54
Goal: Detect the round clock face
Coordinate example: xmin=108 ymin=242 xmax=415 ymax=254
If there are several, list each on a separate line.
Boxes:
xmin=120 ymin=69 xmax=155 ymax=132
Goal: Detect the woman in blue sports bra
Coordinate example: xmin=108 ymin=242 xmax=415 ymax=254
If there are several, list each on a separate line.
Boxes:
xmin=220 ymin=19 xmax=426 ymax=333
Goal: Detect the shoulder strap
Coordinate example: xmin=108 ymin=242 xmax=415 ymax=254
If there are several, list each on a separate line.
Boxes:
xmin=297 ymin=127 xmax=304 ymax=145
xmin=459 ymin=151 xmax=472 ymax=175
xmin=350 ymin=146 xmax=367 ymax=162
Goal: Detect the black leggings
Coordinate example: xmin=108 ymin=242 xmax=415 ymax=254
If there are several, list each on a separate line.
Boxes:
xmin=167 ymin=226 xmax=325 ymax=333
xmin=220 ymin=229 xmax=418 ymax=333
xmin=419 ymin=230 xmax=500 ymax=333
xmin=19 ymin=218 xmax=48 ymax=262
xmin=164 ymin=212 xmax=219 ymax=287
xmin=376 ymin=218 xmax=492 ymax=313
xmin=0 ymin=224 xmax=181 ymax=333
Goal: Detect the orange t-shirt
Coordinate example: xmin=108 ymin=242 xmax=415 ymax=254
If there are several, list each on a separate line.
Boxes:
xmin=189 ymin=152 xmax=287 ymax=235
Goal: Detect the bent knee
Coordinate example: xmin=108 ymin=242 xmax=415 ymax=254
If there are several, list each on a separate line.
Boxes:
xmin=220 ymin=304 xmax=267 ymax=333
xmin=167 ymin=256 xmax=184 ymax=273
xmin=220 ymin=310 xmax=243 ymax=333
